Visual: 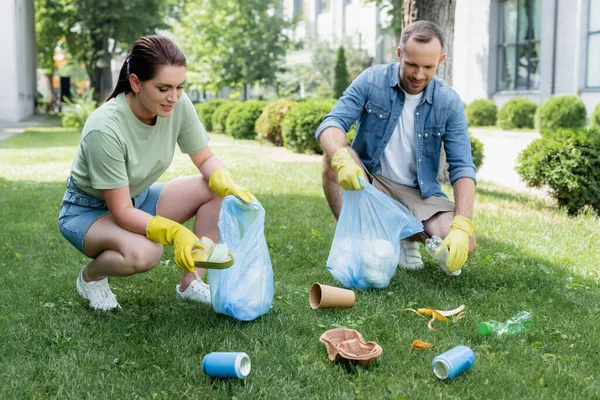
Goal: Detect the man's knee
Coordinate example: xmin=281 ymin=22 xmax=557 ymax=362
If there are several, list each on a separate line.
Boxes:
xmin=468 ymin=233 xmax=477 ymax=256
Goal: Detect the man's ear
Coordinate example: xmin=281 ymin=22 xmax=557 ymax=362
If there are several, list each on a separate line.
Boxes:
xmin=130 ymin=74 xmax=141 ymax=93
xmin=438 ymin=53 xmax=447 ymax=66
xmin=396 ymin=47 xmax=402 ymax=61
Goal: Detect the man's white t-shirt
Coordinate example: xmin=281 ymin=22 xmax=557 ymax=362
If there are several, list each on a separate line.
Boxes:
xmin=379 ymin=89 xmax=424 ymax=188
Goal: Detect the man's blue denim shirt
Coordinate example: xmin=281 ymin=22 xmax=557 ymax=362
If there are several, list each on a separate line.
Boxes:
xmin=315 ymin=62 xmax=476 ymax=199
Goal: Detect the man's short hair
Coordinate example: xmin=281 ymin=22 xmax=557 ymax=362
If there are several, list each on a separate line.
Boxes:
xmin=399 ymin=20 xmax=445 ymax=52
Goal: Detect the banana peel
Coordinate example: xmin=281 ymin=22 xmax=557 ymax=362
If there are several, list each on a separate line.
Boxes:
xmin=403 ymin=305 xmax=466 ymax=331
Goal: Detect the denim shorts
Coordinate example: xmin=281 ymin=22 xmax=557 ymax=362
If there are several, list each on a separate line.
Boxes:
xmin=58 ymin=177 xmax=165 ymax=255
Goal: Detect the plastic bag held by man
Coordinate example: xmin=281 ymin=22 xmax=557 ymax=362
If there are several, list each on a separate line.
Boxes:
xmin=208 ymin=196 xmax=274 ymax=321
xmin=326 ymin=178 xmax=423 ymax=289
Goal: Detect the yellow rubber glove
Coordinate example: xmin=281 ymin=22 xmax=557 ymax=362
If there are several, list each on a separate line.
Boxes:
xmin=443 ymin=215 xmax=476 ymax=272
xmin=208 ymin=168 xmax=256 ymax=204
xmin=331 ymin=147 xmax=365 ymax=190
xmin=146 ymin=215 xmax=212 ymax=273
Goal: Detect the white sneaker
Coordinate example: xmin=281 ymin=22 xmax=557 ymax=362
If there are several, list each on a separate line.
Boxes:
xmin=398 ymin=240 xmax=424 ymax=270
xmin=176 ymin=277 xmax=211 ymax=304
xmin=76 ymin=268 xmax=120 ymax=310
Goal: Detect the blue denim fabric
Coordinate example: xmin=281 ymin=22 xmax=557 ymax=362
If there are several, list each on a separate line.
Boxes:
xmin=315 ymin=63 xmax=476 ymax=199
xmin=58 ymin=177 xmax=165 ymax=255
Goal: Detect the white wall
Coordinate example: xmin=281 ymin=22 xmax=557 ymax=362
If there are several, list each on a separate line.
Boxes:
xmin=452 ymin=0 xmax=492 ymax=104
xmin=0 ymin=0 xmax=36 ymax=123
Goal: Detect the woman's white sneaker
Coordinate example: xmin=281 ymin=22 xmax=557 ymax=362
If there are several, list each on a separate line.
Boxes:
xmin=176 ymin=279 xmax=211 ymax=304
xmin=76 ymin=268 xmax=120 ymax=310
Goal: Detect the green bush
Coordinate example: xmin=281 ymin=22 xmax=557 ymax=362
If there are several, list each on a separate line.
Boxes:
xmin=211 ymin=102 xmax=239 ymax=134
xmin=534 ymin=95 xmax=587 ymax=133
xmin=591 ymin=103 xmax=600 ymax=129
xmin=497 ymin=98 xmax=537 ymax=130
xmin=470 ymin=134 xmax=484 ymax=170
xmin=61 ymin=91 xmax=97 ymax=129
xmin=516 ymin=127 xmax=600 ymax=215
xmin=466 ymin=99 xmax=497 ymax=126
xmin=225 ymin=101 xmax=267 ymax=140
xmin=195 ymin=99 xmax=227 ymax=132
xmin=281 ymin=98 xmax=336 ymax=154
xmin=255 ymin=99 xmax=297 ymax=146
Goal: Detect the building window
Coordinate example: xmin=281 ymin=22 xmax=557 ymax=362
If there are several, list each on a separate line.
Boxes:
xmin=587 ymin=0 xmax=600 ymax=87
xmin=497 ymin=0 xmax=541 ymax=91
xmin=317 ymin=0 xmax=330 ymax=14
xmin=293 ymin=0 xmax=305 ymax=17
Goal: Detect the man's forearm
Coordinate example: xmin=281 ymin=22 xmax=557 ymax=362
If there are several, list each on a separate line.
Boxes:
xmin=453 ymin=177 xmax=475 ymax=219
xmin=319 ymin=127 xmax=348 ymax=160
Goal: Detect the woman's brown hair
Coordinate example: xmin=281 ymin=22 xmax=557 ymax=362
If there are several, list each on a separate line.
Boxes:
xmin=107 ymin=35 xmax=186 ymax=101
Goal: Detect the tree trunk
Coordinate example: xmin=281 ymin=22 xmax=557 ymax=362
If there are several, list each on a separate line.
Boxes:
xmin=90 ymin=32 xmax=113 ymax=103
xmin=403 ymin=0 xmax=456 ymax=184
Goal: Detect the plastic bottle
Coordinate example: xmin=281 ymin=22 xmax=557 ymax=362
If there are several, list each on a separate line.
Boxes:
xmin=425 ymin=236 xmax=461 ymax=276
xmin=477 ymin=311 xmax=533 ymax=337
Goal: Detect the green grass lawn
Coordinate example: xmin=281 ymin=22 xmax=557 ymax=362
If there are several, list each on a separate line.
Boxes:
xmin=1 ymin=127 xmax=599 ymax=399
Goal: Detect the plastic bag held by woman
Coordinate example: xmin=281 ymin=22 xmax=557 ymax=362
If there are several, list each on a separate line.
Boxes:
xmin=209 ymin=196 xmax=274 ymax=321
xmin=326 ymin=178 xmax=423 ymax=289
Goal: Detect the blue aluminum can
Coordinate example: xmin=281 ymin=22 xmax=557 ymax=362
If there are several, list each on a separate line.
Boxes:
xmin=202 ymin=352 xmax=251 ymax=379
xmin=432 ymin=345 xmax=475 ymax=379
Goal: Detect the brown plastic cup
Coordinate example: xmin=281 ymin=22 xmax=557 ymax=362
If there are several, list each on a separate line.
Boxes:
xmin=309 ymin=283 xmax=355 ymax=309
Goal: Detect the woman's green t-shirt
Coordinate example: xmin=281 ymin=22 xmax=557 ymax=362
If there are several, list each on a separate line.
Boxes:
xmin=70 ymin=92 xmax=208 ymax=199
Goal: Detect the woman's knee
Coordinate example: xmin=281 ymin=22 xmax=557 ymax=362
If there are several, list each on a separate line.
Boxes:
xmin=125 ymin=240 xmax=163 ymax=273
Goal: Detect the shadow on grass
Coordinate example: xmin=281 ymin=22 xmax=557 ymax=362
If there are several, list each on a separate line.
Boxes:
xmin=0 ymin=127 xmax=80 ymax=150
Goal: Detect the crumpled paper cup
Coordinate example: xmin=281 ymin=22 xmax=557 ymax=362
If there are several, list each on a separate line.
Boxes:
xmin=319 ymin=328 xmax=383 ymax=366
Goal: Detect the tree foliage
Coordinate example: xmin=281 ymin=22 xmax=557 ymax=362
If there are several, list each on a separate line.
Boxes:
xmin=174 ymin=0 xmax=292 ymax=98
xmin=34 ymin=0 xmax=73 ymax=91
xmin=333 ymin=46 xmax=349 ymax=99
xmin=63 ymin=0 xmax=170 ymax=101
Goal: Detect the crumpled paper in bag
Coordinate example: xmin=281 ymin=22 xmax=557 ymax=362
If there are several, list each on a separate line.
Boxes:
xmin=319 ymin=328 xmax=383 ymax=366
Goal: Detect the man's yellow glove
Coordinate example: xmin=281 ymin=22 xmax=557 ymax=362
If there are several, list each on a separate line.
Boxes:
xmin=443 ymin=215 xmax=476 ymax=272
xmin=208 ymin=168 xmax=256 ymax=204
xmin=146 ymin=215 xmax=212 ymax=273
xmin=331 ymin=147 xmax=365 ymax=190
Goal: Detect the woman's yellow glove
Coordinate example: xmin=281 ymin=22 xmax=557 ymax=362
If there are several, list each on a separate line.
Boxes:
xmin=146 ymin=215 xmax=211 ymax=273
xmin=208 ymin=168 xmax=256 ymax=204
xmin=331 ymin=147 xmax=365 ymax=191
xmin=443 ymin=215 xmax=476 ymax=272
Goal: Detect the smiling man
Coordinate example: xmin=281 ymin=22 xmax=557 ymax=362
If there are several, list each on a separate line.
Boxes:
xmin=316 ymin=21 xmax=477 ymax=274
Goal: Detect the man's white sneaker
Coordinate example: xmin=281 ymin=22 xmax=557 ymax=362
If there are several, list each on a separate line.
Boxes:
xmin=176 ymin=278 xmax=211 ymax=304
xmin=76 ymin=268 xmax=120 ymax=310
xmin=398 ymin=240 xmax=424 ymax=270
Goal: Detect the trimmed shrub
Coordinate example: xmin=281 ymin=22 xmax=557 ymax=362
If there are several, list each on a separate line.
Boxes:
xmin=466 ymin=99 xmax=497 ymax=126
xmin=281 ymin=98 xmax=336 ymax=154
xmin=592 ymin=103 xmax=600 ymax=129
xmin=346 ymin=124 xmax=356 ymax=146
xmin=195 ymin=99 xmax=227 ymax=132
xmin=255 ymin=99 xmax=297 ymax=146
xmin=516 ymin=127 xmax=600 ymax=215
xmin=534 ymin=95 xmax=587 ymax=132
xmin=61 ymin=91 xmax=97 ymax=129
xmin=497 ymin=97 xmax=537 ymax=130
xmin=470 ymin=134 xmax=484 ymax=170
xmin=225 ymin=101 xmax=267 ymax=140
xmin=211 ymin=102 xmax=239 ymax=134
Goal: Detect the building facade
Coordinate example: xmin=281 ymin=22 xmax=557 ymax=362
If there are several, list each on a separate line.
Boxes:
xmin=282 ymin=0 xmax=396 ymax=68
xmin=453 ymin=0 xmax=600 ymax=115
xmin=0 ymin=0 xmax=36 ymax=123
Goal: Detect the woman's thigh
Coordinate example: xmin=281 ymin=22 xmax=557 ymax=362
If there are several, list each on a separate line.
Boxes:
xmin=157 ymin=175 xmax=220 ymax=223
xmin=83 ymin=213 xmax=162 ymax=263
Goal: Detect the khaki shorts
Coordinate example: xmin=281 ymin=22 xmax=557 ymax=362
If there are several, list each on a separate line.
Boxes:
xmin=363 ymin=168 xmax=455 ymax=240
